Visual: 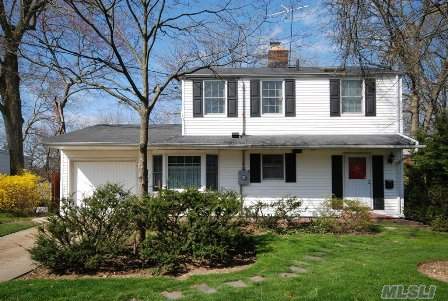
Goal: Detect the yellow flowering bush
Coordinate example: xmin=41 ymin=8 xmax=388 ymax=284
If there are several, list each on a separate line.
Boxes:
xmin=0 ymin=172 xmax=51 ymax=214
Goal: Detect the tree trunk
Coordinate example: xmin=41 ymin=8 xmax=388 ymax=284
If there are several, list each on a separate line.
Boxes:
xmin=409 ymin=90 xmax=420 ymax=137
xmin=137 ymin=109 xmax=149 ymax=196
xmin=423 ymin=103 xmax=434 ymax=132
xmin=54 ymin=100 xmax=66 ymax=135
xmin=0 ymin=51 xmax=24 ymax=174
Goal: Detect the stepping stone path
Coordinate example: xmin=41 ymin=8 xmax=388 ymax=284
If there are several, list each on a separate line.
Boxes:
xmin=225 ymin=280 xmax=248 ymax=288
xmin=310 ymin=252 xmax=327 ymax=257
xmin=279 ymin=272 xmax=298 ymax=278
xmin=385 ymin=226 xmax=397 ymax=230
xmin=293 ymin=260 xmax=310 ymax=266
xmin=192 ymin=283 xmax=217 ymax=294
xmin=250 ymin=275 xmax=266 ymax=283
xmin=161 ymin=291 xmax=183 ymax=300
xmin=304 ymin=255 xmax=324 ymax=261
xmin=289 ymin=266 xmax=308 ymax=273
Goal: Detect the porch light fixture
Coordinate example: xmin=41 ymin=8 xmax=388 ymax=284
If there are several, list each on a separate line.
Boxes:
xmin=387 ymin=152 xmax=395 ymax=164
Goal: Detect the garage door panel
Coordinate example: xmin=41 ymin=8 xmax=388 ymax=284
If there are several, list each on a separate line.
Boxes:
xmin=74 ymin=161 xmax=137 ymax=203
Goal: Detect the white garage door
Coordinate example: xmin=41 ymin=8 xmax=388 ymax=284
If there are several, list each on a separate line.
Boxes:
xmin=73 ymin=161 xmax=138 ymax=204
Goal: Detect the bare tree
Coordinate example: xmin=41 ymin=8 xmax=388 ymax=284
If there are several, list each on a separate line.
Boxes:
xmin=40 ymin=0 xmax=267 ymax=197
xmin=0 ymin=0 xmax=47 ymax=174
xmin=327 ymin=0 xmax=448 ymax=136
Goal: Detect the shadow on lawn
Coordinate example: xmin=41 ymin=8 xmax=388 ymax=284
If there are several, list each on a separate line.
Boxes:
xmin=253 ymin=233 xmax=276 ymax=255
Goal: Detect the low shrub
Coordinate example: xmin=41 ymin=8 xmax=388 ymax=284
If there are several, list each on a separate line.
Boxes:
xmin=30 ymin=184 xmax=136 ymax=274
xmin=431 ymin=216 xmax=448 ymax=232
xmin=244 ymin=197 xmax=302 ymax=232
xmin=0 ymin=172 xmax=51 ymax=215
xmin=139 ymin=189 xmax=255 ymax=274
xmin=308 ymin=199 xmax=377 ymax=234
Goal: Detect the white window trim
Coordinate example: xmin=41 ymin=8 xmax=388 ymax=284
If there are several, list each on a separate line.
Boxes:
xmin=261 ymin=153 xmax=285 ymax=181
xmin=340 ymin=79 xmax=365 ymax=116
xmin=260 ymin=79 xmax=285 ymax=116
xmin=203 ymin=80 xmax=227 ymax=116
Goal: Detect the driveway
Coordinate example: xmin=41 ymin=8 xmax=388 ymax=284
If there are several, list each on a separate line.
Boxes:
xmin=0 ymin=218 xmax=45 ymax=282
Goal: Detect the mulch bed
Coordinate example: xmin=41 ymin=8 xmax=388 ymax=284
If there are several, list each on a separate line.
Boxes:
xmin=418 ymin=261 xmax=448 ymax=283
xmin=20 ymin=261 xmax=254 ymax=280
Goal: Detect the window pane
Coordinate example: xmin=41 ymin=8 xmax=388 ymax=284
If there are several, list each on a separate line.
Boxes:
xmin=204 ymin=81 xmax=225 ymax=114
xmin=349 ymin=157 xmax=366 ymax=179
xmin=262 ymin=81 xmax=282 ymax=114
xmin=341 ymin=80 xmax=362 ymax=97
xmin=342 ymin=96 xmax=362 ymax=113
xmin=168 ymin=156 xmax=201 ymax=188
xmin=262 ymin=154 xmax=284 ymax=179
xmin=341 ymin=80 xmax=362 ymax=113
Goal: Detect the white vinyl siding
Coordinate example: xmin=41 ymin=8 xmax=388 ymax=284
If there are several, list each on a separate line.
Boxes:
xmin=60 ymin=148 xmax=404 ymax=217
xmin=182 ymin=76 xmax=401 ymax=135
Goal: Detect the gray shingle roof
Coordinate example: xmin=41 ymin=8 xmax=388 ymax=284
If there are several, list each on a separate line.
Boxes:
xmin=44 ymin=124 xmax=418 ymax=149
xmin=182 ymin=66 xmax=400 ymax=79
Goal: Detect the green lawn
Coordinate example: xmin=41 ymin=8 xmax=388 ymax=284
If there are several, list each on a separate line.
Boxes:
xmin=0 ymin=213 xmax=35 ymax=237
xmin=1 ymin=222 xmax=447 ymax=301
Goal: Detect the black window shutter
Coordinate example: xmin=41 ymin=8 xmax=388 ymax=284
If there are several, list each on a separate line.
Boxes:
xmin=330 ymin=79 xmax=340 ymax=117
xmin=206 ymin=154 xmax=219 ymax=190
xmin=152 ymin=155 xmax=163 ymax=191
xmin=193 ymin=80 xmax=203 ymax=117
xmin=331 ymin=155 xmax=343 ymax=198
xmin=250 ymin=153 xmax=261 ymax=183
xmin=285 ymin=79 xmax=296 ymax=117
xmin=365 ymin=78 xmax=376 ymax=116
xmin=227 ymin=80 xmax=238 ymax=117
xmin=372 ymin=155 xmax=384 ymax=210
xmin=285 ymin=153 xmax=296 ymax=182
xmin=250 ymin=80 xmax=260 ymax=117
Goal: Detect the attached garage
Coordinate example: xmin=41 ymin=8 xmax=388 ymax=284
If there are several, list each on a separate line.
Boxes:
xmin=73 ymin=161 xmax=138 ymax=204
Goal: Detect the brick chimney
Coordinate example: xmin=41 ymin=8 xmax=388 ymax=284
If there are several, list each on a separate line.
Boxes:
xmin=268 ymin=42 xmax=288 ymax=68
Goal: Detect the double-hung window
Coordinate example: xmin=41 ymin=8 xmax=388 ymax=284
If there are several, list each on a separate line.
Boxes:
xmin=262 ymin=154 xmax=284 ymax=179
xmin=204 ymin=80 xmax=225 ymax=114
xmin=167 ymin=156 xmax=201 ymax=189
xmin=262 ymin=80 xmax=283 ymax=114
xmin=341 ymin=79 xmax=363 ymax=113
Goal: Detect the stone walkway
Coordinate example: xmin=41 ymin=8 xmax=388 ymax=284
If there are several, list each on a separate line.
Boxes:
xmin=159 ymin=246 xmax=332 ymax=299
xmin=0 ymin=218 xmax=46 ymax=282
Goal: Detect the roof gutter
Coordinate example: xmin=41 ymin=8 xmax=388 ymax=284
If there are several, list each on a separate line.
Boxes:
xmin=48 ymin=143 xmax=423 ymax=150
xmin=182 ymin=72 xmax=401 ymax=80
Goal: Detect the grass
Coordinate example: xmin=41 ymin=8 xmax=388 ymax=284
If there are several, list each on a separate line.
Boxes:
xmin=0 ymin=213 xmax=35 ymax=237
xmin=0 ymin=222 xmax=447 ymax=300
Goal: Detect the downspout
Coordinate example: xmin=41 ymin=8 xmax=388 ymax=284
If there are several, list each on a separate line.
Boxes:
xmin=242 ymin=79 xmax=246 ymax=136
xmin=397 ymin=75 xmax=401 ymax=134
xmin=240 ymin=150 xmax=246 ymax=213
xmin=240 ymin=80 xmax=247 ymax=213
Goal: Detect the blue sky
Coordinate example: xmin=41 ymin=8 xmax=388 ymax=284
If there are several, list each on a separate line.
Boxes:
xmin=1 ymin=0 xmax=340 ymax=146
xmin=65 ymin=0 xmax=338 ymax=127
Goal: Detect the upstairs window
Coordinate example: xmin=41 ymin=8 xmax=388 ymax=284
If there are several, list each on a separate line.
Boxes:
xmin=204 ymin=80 xmax=225 ymax=114
xmin=262 ymin=154 xmax=284 ymax=179
xmin=341 ymin=79 xmax=363 ymax=113
xmin=167 ymin=156 xmax=201 ymax=189
xmin=262 ymin=80 xmax=283 ymax=114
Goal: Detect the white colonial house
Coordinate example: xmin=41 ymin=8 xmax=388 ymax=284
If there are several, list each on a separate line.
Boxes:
xmin=45 ymin=43 xmax=419 ymax=217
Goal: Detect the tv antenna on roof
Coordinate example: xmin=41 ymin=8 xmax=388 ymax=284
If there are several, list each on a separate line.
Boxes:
xmin=269 ymin=2 xmax=308 ymax=65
